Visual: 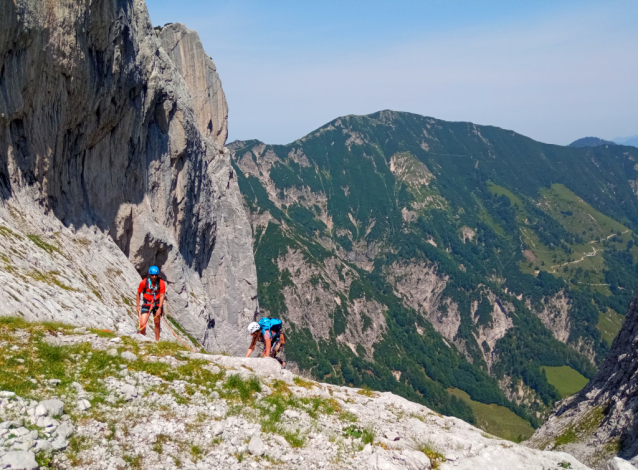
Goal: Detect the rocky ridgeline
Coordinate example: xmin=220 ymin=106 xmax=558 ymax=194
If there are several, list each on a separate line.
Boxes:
xmin=0 ymin=320 xmax=592 ymax=470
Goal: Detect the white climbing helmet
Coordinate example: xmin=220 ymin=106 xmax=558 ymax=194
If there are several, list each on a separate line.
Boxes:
xmin=247 ymin=322 xmax=260 ymax=335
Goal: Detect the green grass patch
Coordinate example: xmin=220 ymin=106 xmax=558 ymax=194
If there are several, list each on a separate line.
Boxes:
xmin=0 ymin=316 xmax=31 ymax=330
xmin=190 ymin=444 xmax=203 ymax=461
xmin=123 ymin=454 xmax=143 ymax=469
xmin=343 ymin=424 xmax=374 ymax=444
xmin=293 ymin=376 xmax=315 ymax=389
xmin=257 ymin=392 xmax=336 ymax=447
xmin=488 ymin=182 xmax=525 ymax=210
xmin=538 ymin=184 xmax=629 ymax=243
xmin=554 ymin=426 xmax=578 ymax=446
xmin=541 ymin=366 xmax=589 ymax=398
xmin=0 ymin=225 xmax=21 ymax=240
xmin=90 ymin=329 xmax=116 ymax=338
xmin=356 ymin=386 xmax=376 ymax=397
xmin=27 ymin=234 xmax=60 ymax=254
xmin=224 ymin=374 xmax=261 ymax=402
xmin=146 ymin=340 xmax=187 ymax=356
xmin=339 ymin=411 xmax=358 ymax=423
xmin=130 ymin=360 xmax=178 ymax=382
xmin=416 ymin=441 xmax=446 ymax=470
xmin=25 ymin=270 xmax=78 ymax=291
xmin=67 ymin=435 xmax=91 ymax=466
xmin=596 ymin=309 xmax=625 ymax=346
xmin=447 ymin=388 xmax=534 ymax=442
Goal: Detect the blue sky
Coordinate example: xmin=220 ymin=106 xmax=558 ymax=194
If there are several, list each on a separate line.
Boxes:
xmin=145 ymin=1 xmax=638 ymax=145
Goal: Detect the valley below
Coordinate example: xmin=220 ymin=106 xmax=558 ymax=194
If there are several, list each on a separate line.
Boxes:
xmin=229 ymin=111 xmax=638 ymax=438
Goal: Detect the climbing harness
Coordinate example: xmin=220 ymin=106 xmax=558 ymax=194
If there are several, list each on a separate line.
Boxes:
xmin=140 ymin=277 xmax=162 ymax=313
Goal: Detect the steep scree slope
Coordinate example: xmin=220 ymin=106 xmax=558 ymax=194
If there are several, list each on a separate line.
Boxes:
xmin=230 ymin=110 xmax=638 ymax=430
xmin=0 ymin=1 xmax=257 ymax=353
xmin=528 ymin=294 xmax=638 ymax=468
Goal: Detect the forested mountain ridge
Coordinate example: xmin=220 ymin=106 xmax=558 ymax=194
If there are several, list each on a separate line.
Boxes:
xmin=229 ymin=110 xmax=638 ymax=432
xmin=568 ymin=137 xmax=617 ymax=148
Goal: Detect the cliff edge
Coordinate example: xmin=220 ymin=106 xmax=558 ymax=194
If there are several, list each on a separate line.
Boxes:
xmin=527 ymin=295 xmax=638 ymax=468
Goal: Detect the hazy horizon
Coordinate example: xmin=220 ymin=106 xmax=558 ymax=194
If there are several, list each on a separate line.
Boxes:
xmin=146 ymin=0 xmax=638 ymax=146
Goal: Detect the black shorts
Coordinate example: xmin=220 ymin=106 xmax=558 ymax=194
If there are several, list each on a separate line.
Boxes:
xmin=141 ymin=306 xmax=161 ymax=316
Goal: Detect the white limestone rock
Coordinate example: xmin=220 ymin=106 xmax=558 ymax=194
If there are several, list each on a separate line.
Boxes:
xmin=606 ymin=457 xmax=636 ymax=470
xmin=157 ymin=23 xmax=228 ymax=146
xmin=120 ymin=351 xmax=138 ymax=362
xmin=38 ymin=399 xmax=64 ymax=417
xmin=247 ymin=434 xmax=265 ymax=456
xmin=0 ymin=450 xmax=38 ymax=470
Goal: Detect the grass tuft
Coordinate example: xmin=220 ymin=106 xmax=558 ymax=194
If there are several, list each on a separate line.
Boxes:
xmin=356 ymin=386 xmax=375 ymax=397
xmin=123 ymin=454 xmax=142 ymax=469
xmin=343 ymin=424 xmax=374 ymax=444
xmin=554 ymin=427 xmax=577 ymax=446
xmin=27 ymin=235 xmax=60 ymax=254
xmin=293 ymin=377 xmax=315 ymax=389
xmin=190 ymin=445 xmax=203 ymax=461
xmin=339 ymin=411 xmax=358 ymax=423
xmin=417 ymin=441 xmax=446 ymax=470
xmin=224 ymin=374 xmax=261 ymax=402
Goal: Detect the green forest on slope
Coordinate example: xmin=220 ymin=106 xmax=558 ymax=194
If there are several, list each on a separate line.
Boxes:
xmin=230 ymin=111 xmax=638 ymax=435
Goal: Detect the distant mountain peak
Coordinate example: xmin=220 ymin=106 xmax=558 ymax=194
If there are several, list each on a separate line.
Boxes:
xmin=569 ymin=137 xmax=617 ymax=148
xmin=613 ymin=135 xmax=638 ymax=148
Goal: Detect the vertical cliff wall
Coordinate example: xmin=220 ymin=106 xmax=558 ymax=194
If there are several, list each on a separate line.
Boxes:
xmin=0 ymin=0 xmax=257 ymax=354
xmin=157 ymin=23 xmax=229 ymax=146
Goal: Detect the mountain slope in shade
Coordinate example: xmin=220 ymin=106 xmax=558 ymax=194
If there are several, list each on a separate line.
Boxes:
xmin=229 ymin=110 xmax=638 ymax=433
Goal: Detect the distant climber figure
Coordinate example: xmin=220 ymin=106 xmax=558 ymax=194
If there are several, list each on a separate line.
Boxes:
xmin=136 ymin=266 xmax=166 ymax=341
xmin=245 ymin=317 xmax=286 ymax=368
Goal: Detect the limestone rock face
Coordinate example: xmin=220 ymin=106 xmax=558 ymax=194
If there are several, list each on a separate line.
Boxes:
xmin=0 ymin=0 xmax=257 ymax=354
xmin=527 ymin=295 xmax=638 ymax=468
xmin=157 ymin=22 xmax=229 ymax=145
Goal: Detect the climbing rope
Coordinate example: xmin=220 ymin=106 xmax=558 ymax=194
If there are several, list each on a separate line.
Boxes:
xmin=159 ymin=314 xmax=197 ymax=353
xmin=137 ymin=301 xmax=197 ymax=353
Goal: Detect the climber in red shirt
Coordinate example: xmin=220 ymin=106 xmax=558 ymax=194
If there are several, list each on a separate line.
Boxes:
xmin=136 ymin=266 xmax=165 ymax=341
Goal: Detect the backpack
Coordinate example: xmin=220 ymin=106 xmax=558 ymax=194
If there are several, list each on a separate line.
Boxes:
xmin=258 ymin=317 xmax=283 ymax=340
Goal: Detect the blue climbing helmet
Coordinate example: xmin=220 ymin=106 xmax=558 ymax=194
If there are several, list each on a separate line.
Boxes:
xmin=148 ymin=266 xmax=160 ymax=276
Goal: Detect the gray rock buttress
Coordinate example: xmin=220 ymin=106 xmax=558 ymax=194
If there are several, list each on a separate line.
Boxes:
xmin=0 ymin=0 xmax=257 ymax=354
xmin=157 ymin=22 xmax=229 ymax=146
